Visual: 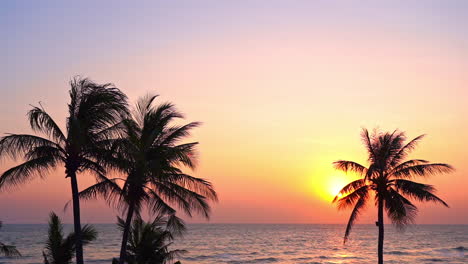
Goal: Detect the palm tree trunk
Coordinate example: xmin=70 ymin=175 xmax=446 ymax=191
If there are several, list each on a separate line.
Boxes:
xmin=377 ymin=197 xmax=384 ymax=264
xmin=70 ymin=172 xmax=84 ymax=264
xmin=118 ymin=203 xmax=135 ymax=264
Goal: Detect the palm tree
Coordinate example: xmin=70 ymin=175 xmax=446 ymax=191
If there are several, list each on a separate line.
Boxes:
xmin=43 ymin=212 xmax=97 ymax=264
xmin=0 ymin=221 xmax=21 ymax=257
xmin=113 ymin=215 xmax=186 ymax=264
xmin=0 ymin=77 xmax=128 ymax=264
xmin=332 ymin=128 xmax=452 ymax=264
xmin=78 ymin=95 xmax=217 ymax=264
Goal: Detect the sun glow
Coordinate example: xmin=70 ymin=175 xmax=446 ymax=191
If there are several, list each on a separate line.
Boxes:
xmin=328 ymin=176 xmax=349 ymax=200
xmin=312 ymin=174 xmax=355 ymax=202
xmin=330 ymin=184 xmax=344 ymax=198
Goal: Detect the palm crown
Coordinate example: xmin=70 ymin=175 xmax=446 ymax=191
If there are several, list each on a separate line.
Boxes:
xmin=0 ymin=77 xmax=128 ymax=190
xmin=333 ymin=129 xmax=452 ymax=243
xmin=0 ymin=77 xmax=128 ymax=264
xmin=77 ymin=95 xmax=217 ymax=264
xmin=43 ymin=212 xmax=97 ymax=264
xmin=116 ymin=215 xmax=186 ymax=264
xmin=80 ymin=94 xmax=217 ymax=220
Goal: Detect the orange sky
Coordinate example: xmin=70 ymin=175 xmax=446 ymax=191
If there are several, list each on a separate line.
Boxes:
xmin=1 ymin=1 xmax=467 ymax=224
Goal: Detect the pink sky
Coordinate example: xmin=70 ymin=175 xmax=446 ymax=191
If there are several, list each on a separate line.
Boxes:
xmin=1 ymin=1 xmax=467 ymax=224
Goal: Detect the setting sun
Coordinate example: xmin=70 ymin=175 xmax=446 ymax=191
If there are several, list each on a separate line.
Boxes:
xmin=326 ymin=175 xmax=350 ymax=200
xmin=330 ymin=184 xmax=344 ymax=199
xmin=311 ymin=173 xmax=357 ymax=202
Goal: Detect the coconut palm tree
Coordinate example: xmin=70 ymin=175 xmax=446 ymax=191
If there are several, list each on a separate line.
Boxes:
xmin=0 ymin=221 xmax=21 ymax=257
xmin=77 ymin=95 xmax=217 ymax=264
xmin=43 ymin=212 xmax=97 ymax=264
xmin=0 ymin=77 xmax=128 ymax=264
xmin=113 ymin=215 xmax=186 ymax=264
xmin=332 ymin=128 xmax=452 ymax=264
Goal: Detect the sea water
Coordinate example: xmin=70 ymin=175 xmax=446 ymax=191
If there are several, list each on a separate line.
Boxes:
xmin=0 ymin=224 xmax=466 ymax=264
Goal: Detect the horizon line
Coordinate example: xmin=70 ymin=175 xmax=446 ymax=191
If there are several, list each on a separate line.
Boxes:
xmin=4 ymin=222 xmax=467 ymax=226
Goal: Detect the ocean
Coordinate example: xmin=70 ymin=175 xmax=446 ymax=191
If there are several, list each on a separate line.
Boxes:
xmin=0 ymin=224 xmax=466 ymax=264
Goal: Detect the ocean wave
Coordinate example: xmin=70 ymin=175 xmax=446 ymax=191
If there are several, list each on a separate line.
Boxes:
xmin=421 ymin=258 xmax=447 ymax=262
xmin=183 ymin=255 xmax=212 ymax=261
xmin=292 ymin=257 xmax=313 ymax=261
xmin=387 ymin=250 xmax=410 ymax=255
xmin=453 ymin=246 xmax=465 ymax=251
xmin=227 ymin=257 xmax=281 ymax=263
xmin=184 ymin=252 xmax=244 ymax=261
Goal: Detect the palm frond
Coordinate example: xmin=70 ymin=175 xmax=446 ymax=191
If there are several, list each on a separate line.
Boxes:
xmin=390 ymin=134 xmax=425 ymax=166
xmin=155 ymin=182 xmax=211 ymax=218
xmin=372 ymin=130 xmax=405 ymax=171
xmin=0 ymin=243 xmax=21 ymax=257
xmin=28 ymin=106 xmax=66 ymax=144
xmin=333 ymin=160 xmax=367 ymax=177
xmin=142 ymin=103 xmax=184 ymax=147
xmin=343 ymin=191 xmax=368 ymax=243
xmin=123 ymin=216 xmax=185 ymax=264
xmin=146 ymin=188 xmax=177 ymax=216
xmin=159 ymin=122 xmax=202 ymax=146
xmin=333 ymin=179 xmax=366 ymax=202
xmin=0 ymin=155 xmax=59 ymax=190
xmin=151 ymin=143 xmax=200 ymax=170
xmin=377 ymin=130 xmax=405 ymax=167
xmin=75 ymin=177 xmax=125 ymax=210
xmin=44 ymin=212 xmax=70 ymax=264
xmin=361 ymin=128 xmax=377 ymax=162
xmin=394 ymin=179 xmax=448 ymax=207
xmin=78 ymin=157 xmax=106 ymax=176
xmin=74 ymin=80 xmax=128 ymax=129
xmin=384 ymin=188 xmax=418 ymax=228
xmin=67 ymin=77 xmax=128 ymax=146
xmin=66 ymin=224 xmax=98 ymax=247
xmin=0 ymin=134 xmax=59 ymax=160
xmin=389 ymin=159 xmax=428 ymax=174
xmin=0 ymin=220 xmax=20 ymax=257
xmin=392 ymin=163 xmax=454 ymax=179
xmin=44 ymin=212 xmax=97 ymax=264
xmin=45 ymin=212 xmax=64 ymax=250
xmin=158 ymin=173 xmax=218 ymax=201
xmin=133 ymin=94 xmax=159 ymax=127
xmin=24 ymin=145 xmax=64 ymax=161
xmin=335 ymin=185 xmax=369 ymax=211
xmin=165 ymin=214 xmax=186 ymax=238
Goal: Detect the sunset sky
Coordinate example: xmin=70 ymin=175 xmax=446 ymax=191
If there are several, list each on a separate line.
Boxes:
xmin=1 ymin=1 xmax=467 ymax=224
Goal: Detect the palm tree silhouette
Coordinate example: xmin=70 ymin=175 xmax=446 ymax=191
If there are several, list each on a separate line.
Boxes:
xmin=43 ymin=212 xmax=97 ymax=264
xmin=333 ymin=128 xmax=452 ymax=264
xmin=77 ymin=95 xmax=217 ymax=264
xmin=113 ymin=215 xmax=186 ymax=264
xmin=0 ymin=221 xmax=21 ymax=257
xmin=0 ymin=77 xmax=128 ymax=264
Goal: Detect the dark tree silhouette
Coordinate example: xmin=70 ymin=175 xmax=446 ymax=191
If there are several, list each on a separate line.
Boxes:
xmin=0 ymin=77 xmax=128 ymax=264
xmin=333 ymin=128 xmax=452 ymax=264
xmin=0 ymin=221 xmax=21 ymax=257
xmin=113 ymin=215 xmax=186 ymax=264
xmin=43 ymin=212 xmax=97 ymax=264
xmin=77 ymin=95 xmax=217 ymax=264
